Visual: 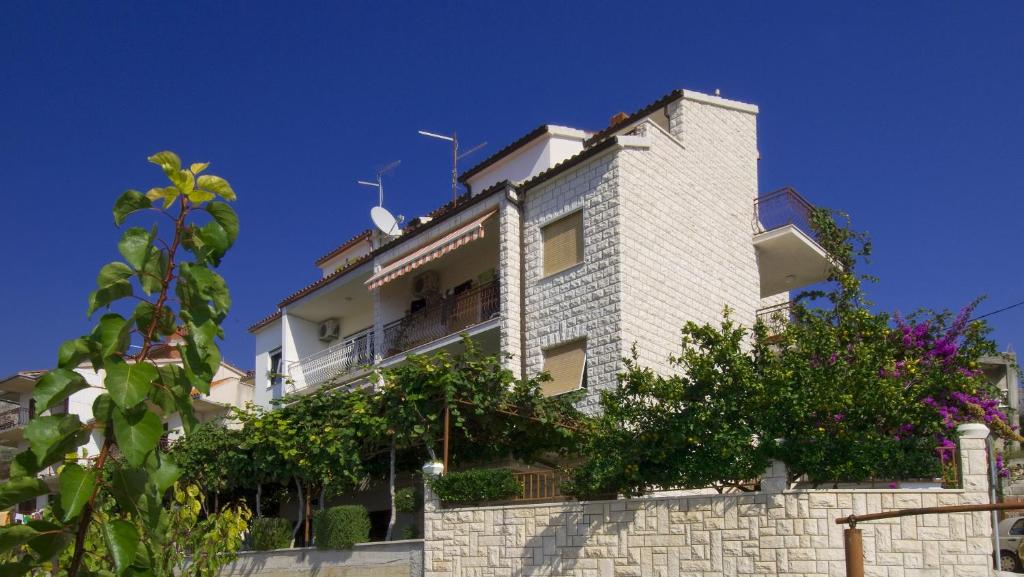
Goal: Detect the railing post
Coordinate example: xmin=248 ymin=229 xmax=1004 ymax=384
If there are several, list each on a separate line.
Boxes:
xmin=844 ymin=527 xmax=864 ymax=577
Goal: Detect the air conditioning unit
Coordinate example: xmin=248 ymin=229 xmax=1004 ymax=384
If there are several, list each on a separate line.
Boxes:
xmin=318 ymin=318 xmax=340 ymax=342
xmin=412 ymin=271 xmax=440 ymax=297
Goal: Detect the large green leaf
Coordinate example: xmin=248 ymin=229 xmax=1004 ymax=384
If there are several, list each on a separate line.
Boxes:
xmin=147 ymin=453 xmax=181 ymax=492
xmin=104 ymin=358 xmax=157 ymax=410
xmin=191 ymin=220 xmax=229 ymax=266
xmin=89 ymin=262 xmax=135 ymax=316
xmin=206 ymin=201 xmax=238 ymax=245
xmin=0 ymin=525 xmax=40 ymax=553
xmin=108 ymin=467 xmax=147 ymax=514
xmin=118 ymin=227 xmax=154 ymax=270
xmin=147 ymin=151 xmax=181 ymax=176
xmin=190 ymin=162 xmax=209 ymax=174
xmin=9 ymin=451 xmax=43 ymax=478
xmin=113 ymin=190 xmax=152 ymax=226
xmin=97 ymin=262 xmax=133 ymax=291
xmin=113 ymin=407 xmax=162 ymax=467
xmin=180 ymin=264 xmax=231 ymax=315
xmin=0 ymin=558 xmax=33 ymax=576
xmin=0 ymin=477 xmax=50 ymax=510
xmin=133 ymin=301 xmax=175 ymax=337
xmin=92 ymin=393 xmax=116 ymax=425
xmin=25 ymin=414 xmax=83 ymax=464
xmin=103 ymin=520 xmax=140 ymax=575
xmin=139 ymin=247 xmax=167 ymax=295
xmin=33 ymin=368 xmax=88 ymax=412
xmin=25 ymin=520 xmax=70 ymax=559
xmin=196 ymin=174 xmax=235 ymax=201
xmin=59 ymin=463 xmax=96 ymax=522
xmin=92 ymin=313 xmax=130 ymax=358
xmin=57 ymin=338 xmax=92 ymax=370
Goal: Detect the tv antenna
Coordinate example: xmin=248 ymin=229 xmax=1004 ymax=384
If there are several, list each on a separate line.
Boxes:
xmin=418 ymin=130 xmax=487 ymax=201
xmin=358 ymin=160 xmax=403 ymax=236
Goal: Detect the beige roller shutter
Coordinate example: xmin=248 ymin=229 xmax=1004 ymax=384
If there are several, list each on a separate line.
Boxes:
xmin=541 ymin=340 xmax=586 ymax=396
xmin=542 ymin=211 xmax=583 ymax=276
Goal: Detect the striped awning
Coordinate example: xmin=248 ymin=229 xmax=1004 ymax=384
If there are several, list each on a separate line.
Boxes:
xmin=366 ymin=210 xmax=496 ymax=290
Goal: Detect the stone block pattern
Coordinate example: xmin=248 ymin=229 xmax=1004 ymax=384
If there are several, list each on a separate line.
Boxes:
xmin=424 ymin=437 xmax=992 ymax=577
xmin=498 ymin=196 xmax=523 ymax=377
xmin=521 ymin=151 xmax=624 ymax=413
xmin=617 ymin=99 xmax=761 ymax=375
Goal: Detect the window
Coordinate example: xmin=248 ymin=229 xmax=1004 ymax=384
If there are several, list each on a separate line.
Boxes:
xmin=541 ymin=340 xmax=587 ymax=396
xmin=541 ymin=211 xmax=583 ymax=276
xmin=1011 ymin=519 xmax=1024 ymax=535
xmin=269 ymin=349 xmax=283 ymax=399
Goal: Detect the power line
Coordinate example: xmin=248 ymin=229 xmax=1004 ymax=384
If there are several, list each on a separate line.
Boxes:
xmin=971 ymin=299 xmax=1024 ymax=322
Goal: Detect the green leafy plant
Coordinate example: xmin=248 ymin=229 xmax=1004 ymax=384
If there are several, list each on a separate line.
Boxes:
xmin=399 ymin=524 xmax=418 ymax=540
xmin=0 ymin=151 xmax=239 ymax=576
xmin=249 ymin=517 xmax=293 ymax=551
xmin=392 ymin=487 xmax=417 ymax=513
xmin=169 ymin=422 xmax=251 ymax=512
xmin=312 ymin=506 xmax=370 ymax=550
xmin=428 ymin=469 xmax=521 ymax=504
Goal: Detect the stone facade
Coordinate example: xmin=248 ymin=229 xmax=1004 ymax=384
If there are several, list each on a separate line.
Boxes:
xmin=423 ymin=427 xmax=994 ymax=577
xmin=521 ymin=150 xmax=625 ymax=413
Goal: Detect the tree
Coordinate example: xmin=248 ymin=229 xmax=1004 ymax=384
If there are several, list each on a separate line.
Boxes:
xmin=169 ymin=422 xmax=250 ymax=513
xmin=0 ymin=151 xmax=241 ymax=576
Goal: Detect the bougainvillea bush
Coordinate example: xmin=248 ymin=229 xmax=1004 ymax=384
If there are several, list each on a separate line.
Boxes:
xmin=570 ymin=208 xmax=1019 ymax=496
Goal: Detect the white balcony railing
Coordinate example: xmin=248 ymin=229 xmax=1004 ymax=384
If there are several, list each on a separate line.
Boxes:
xmin=288 ymin=328 xmax=374 ymax=391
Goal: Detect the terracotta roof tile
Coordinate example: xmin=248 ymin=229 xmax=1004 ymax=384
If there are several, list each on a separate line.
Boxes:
xmin=247 ymin=310 xmax=282 ymax=333
xmin=583 ymin=89 xmax=684 ymax=148
xmin=313 ymin=230 xmax=373 ymax=267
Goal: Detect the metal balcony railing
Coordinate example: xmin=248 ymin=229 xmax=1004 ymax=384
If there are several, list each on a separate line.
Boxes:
xmin=289 ymin=328 xmax=375 ymax=390
xmin=756 ymin=301 xmax=794 ymax=338
xmin=0 ymin=405 xmax=30 ymax=432
xmin=382 ymin=281 xmax=500 ymax=359
xmin=753 ymin=187 xmax=818 ymax=239
xmin=512 ymin=469 xmax=570 ymax=503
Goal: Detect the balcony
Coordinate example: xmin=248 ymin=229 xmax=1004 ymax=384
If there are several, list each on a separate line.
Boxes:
xmin=756 ymin=301 xmax=794 ymax=339
xmin=0 ymin=403 xmax=31 ymax=445
xmin=753 ymin=188 xmax=832 ymax=297
xmin=381 ymin=281 xmax=500 ymax=359
xmin=288 ymin=328 xmax=375 ymax=392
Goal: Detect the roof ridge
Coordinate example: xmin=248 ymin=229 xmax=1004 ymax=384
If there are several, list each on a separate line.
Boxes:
xmin=313 ymin=229 xmax=373 ymax=267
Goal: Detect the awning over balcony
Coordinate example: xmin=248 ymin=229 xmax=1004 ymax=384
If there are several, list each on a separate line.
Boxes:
xmin=366 ymin=210 xmax=496 ymax=290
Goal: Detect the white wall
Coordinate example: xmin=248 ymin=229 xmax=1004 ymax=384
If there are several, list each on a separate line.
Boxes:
xmin=466 ymin=128 xmax=587 ymax=194
xmin=318 ymin=237 xmax=373 ymax=278
xmin=253 ymin=319 xmax=283 ymax=407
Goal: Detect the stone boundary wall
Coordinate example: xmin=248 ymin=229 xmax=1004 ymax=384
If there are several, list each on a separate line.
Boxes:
xmin=217 ymin=540 xmax=423 ymax=577
xmin=424 ymin=426 xmax=994 ymax=576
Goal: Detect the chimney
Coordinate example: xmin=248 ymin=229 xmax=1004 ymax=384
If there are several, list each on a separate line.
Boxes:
xmin=609 ymin=112 xmax=629 ymax=126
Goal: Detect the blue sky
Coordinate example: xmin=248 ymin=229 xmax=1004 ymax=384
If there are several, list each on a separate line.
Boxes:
xmin=2 ymin=1 xmax=1021 ymax=374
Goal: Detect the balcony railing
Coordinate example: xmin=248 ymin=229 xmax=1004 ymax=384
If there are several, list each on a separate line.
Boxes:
xmin=0 ymin=405 xmax=30 ymax=432
xmin=511 ymin=469 xmax=569 ymax=503
xmin=753 ymin=187 xmax=817 ymax=239
xmin=289 ymin=327 xmax=375 ymax=390
xmin=756 ymin=301 xmax=794 ymax=338
xmin=382 ymin=281 xmax=500 ymax=359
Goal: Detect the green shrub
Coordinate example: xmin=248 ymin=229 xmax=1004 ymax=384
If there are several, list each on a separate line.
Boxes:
xmin=313 ymin=505 xmax=370 ymax=550
xmin=249 ymin=517 xmax=293 ymax=551
xmin=428 ymin=469 xmax=521 ymax=504
xmin=393 ymin=487 xmax=418 ymax=513
xmin=400 ymin=524 xmax=418 ymax=540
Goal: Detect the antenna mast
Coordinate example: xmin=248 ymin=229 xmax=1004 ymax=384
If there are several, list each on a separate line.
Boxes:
xmin=357 ymin=160 xmax=401 ymax=206
xmin=419 ymin=130 xmax=486 ymax=202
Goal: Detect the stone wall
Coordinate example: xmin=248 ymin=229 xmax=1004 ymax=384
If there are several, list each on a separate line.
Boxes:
xmin=216 ymin=540 xmax=423 ymax=577
xmin=423 ymin=425 xmax=994 ymax=577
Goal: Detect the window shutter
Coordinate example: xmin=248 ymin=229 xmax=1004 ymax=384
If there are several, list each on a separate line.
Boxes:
xmin=542 ymin=340 xmax=586 ymax=396
xmin=542 ymin=212 xmax=583 ymax=276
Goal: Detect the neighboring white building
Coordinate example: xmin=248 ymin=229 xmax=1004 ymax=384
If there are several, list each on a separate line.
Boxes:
xmin=249 ymin=88 xmax=832 ymax=412
xmin=0 ymin=334 xmax=254 ymax=513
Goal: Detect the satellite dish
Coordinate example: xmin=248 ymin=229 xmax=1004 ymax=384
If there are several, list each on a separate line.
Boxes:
xmin=371 ymin=206 xmax=401 ymax=236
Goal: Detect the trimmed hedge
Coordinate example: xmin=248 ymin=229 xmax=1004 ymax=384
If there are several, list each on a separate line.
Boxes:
xmin=249 ymin=517 xmax=293 ymax=551
xmin=428 ymin=469 xmax=521 ymax=504
xmin=313 ymin=505 xmax=370 ymax=550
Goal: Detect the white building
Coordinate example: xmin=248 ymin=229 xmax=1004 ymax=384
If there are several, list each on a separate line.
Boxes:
xmin=0 ymin=334 xmax=253 ymax=513
xmin=249 ymin=88 xmax=832 ymax=412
